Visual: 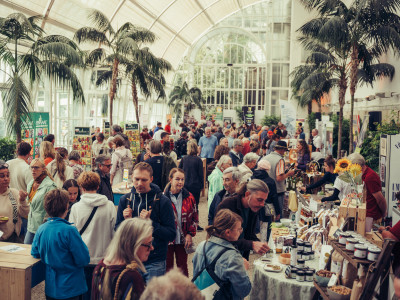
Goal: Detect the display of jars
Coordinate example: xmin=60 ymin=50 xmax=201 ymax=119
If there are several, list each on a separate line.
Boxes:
xmin=354 ymin=244 xmax=368 ymax=259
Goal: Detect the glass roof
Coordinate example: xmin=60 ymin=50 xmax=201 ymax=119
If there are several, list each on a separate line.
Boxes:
xmin=0 ymin=0 xmax=265 ymax=69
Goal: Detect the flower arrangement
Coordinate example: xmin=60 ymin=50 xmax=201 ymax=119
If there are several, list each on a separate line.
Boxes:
xmin=334 ymin=158 xmax=363 ymax=204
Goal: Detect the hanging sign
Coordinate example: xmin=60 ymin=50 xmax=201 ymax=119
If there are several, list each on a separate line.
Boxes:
xmin=21 ymin=112 xmax=50 ymax=159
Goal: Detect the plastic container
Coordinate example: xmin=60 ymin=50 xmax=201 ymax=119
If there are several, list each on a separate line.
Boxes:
xmin=297 ymin=241 xmax=304 ymax=251
xmin=339 ymin=232 xmax=350 ymax=245
xmin=345 ymin=238 xmax=357 ymax=251
xmin=296 ymin=270 xmax=305 ymax=282
xmin=367 ymin=247 xmax=381 ymax=262
xmin=297 ymin=258 xmax=305 ymax=268
xmin=305 ymin=270 xmax=314 ymax=282
xmin=354 ymin=244 xmax=367 ymax=259
xmin=304 ymin=242 xmax=312 ymax=253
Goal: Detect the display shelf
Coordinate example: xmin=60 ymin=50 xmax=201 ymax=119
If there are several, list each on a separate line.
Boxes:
xmin=328 ymin=240 xmax=373 ymax=268
xmin=313 ymin=281 xmax=330 ymax=300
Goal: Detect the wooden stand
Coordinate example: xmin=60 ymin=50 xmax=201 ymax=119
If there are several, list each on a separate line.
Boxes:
xmin=339 ymin=202 xmax=366 ymax=236
xmin=0 ymin=242 xmax=44 ymax=300
xmin=313 ymin=239 xmax=397 ymax=300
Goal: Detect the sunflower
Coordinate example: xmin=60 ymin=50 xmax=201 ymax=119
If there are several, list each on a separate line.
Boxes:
xmin=349 ymin=163 xmax=362 ymax=177
xmin=335 ymin=158 xmax=351 ymax=173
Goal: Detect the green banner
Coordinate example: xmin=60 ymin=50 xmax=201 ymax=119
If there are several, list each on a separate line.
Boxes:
xmin=125 ymin=123 xmax=139 ymax=131
xmin=22 ymin=112 xmax=49 ymax=158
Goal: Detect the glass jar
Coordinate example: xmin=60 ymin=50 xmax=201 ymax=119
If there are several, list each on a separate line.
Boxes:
xmin=367 ymin=247 xmax=381 ymax=262
xmin=304 ymin=242 xmax=312 ymax=253
xmin=354 ymin=244 xmax=368 ymax=259
xmin=296 ymin=270 xmax=305 ymax=282
xmin=305 ymin=270 xmax=314 ymax=282
xmin=345 ymin=238 xmax=358 ymax=252
xmin=339 ymin=232 xmax=350 ymax=245
xmin=297 ymin=258 xmax=305 ymax=268
xmin=297 ymin=241 xmax=305 ymax=251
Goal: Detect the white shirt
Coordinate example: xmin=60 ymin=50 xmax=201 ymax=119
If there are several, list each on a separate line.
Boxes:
xmin=313 ymin=135 xmax=322 ymax=150
xmin=7 ymin=158 xmax=33 ymax=192
xmin=153 ymin=130 xmax=165 ymax=141
xmin=334 ymin=177 xmax=353 ymax=201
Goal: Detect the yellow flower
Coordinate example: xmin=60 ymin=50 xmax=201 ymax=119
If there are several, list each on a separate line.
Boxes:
xmin=336 ymin=158 xmax=351 ymax=173
xmin=349 ymin=163 xmax=362 ymax=177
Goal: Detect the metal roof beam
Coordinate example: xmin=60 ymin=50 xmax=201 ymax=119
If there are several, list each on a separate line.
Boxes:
xmin=128 ymin=0 xmax=190 ymax=45
xmin=194 ymin=0 xmax=215 ymax=26
xmin=41 ymin=0 xmax=55 ymax=29
xmin=0 ymin=0 xmax=78 ymax=32
xmin=110 ymin=0 xmax=127 ymax=23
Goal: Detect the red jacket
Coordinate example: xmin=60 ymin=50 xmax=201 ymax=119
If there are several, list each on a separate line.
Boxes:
xmin=164 ymin=186 xmax=198 ymax=244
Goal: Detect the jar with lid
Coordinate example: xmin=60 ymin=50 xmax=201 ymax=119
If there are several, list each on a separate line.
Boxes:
xmin=304 ymin=242 xmax=312 ymax=253
xmin=289 ymin=266 xmax=298 ymax=279
xmin=367 ymin=247 xmax=381 ymax=261
xmin=297 ymin=258 xmax=305 ymax=268
xmin=305 ymin=270 xmax=314 ymax=282
xmin=296 ymin=270 xmax=305 ymax=282
xmin=339 ymin=232 xmax=350 ymax=245
xmin=354 ymin=244 xmax=368 ymax=259
xmin=309 ymin=251 xmax=315 ymax=260
xmin=303 ymin=252 xmax=310 ymax=261
xmin=297 ymin=240 xmax=305 ymax=251
xmin=345 ymin=238 xmax=358 ymax=251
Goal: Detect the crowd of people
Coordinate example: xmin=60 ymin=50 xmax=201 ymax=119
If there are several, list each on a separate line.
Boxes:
xmin=0 ymin=118 xmax=395 ymax=300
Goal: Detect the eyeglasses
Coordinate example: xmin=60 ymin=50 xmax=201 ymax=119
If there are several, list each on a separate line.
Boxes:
xmin=141 ymin=241 xmax=153 ymax=250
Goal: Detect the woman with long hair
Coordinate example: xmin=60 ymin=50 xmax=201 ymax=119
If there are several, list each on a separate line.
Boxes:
xmin=23 ymin=158 xmax=57 ymax=244
xmin=62 ymin=179 xmax=80 ymax=220
xmin=296 ymin=140 xmax=311 ymax=172
xmin=0 ymin=160 xmax=30 ymax=243
xmin=92 ymin=218 xmax=153 ymax=300
xmin=68 ymin=150 xmax=84 ymax=180
xmin=40 ymin=141 xmax=56 ymax=166
xmin=47 ymin=147 xmax=74 ymax=188
xmin=193 ymin=209 xmax=251 ymax=299
xmin=266 ymin=134 xmax=280 ymax=155
xmin=164 ymin=168 xmax=198 ymax=276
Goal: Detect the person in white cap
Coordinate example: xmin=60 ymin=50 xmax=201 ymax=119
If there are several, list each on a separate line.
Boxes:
xmin=252 ymin=159 xmax=279 ymax=243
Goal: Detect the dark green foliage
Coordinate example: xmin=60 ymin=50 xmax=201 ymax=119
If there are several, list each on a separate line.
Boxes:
xmin=360 ymin=118 xmax=400 ymax=172
xmin=0 ymin=137 xmax=16 ymax=161
xmin=261 ymin=115 xmax=280 ymax=127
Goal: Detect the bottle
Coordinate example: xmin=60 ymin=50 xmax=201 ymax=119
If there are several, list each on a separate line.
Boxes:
xmin=291 ymin=235 xmax=298 ymax=266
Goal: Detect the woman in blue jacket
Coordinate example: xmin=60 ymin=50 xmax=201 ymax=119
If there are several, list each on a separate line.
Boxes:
xmin=32 ymin=189 xmax=90 ymax=300
xmin=193 ymin=209 xmax=251 ymax=300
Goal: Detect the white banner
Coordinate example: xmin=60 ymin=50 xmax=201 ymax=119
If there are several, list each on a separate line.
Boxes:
xmin=388 ymin=134 xmax=400 ymax=217
xmin=279 ymin=100 xmax=297 ymax=138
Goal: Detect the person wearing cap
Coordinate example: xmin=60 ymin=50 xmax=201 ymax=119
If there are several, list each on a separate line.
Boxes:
xmin=252 ymin=159 xmax=278 ymax=243
xmin=264 ymin=140 xmax=295 ymax=221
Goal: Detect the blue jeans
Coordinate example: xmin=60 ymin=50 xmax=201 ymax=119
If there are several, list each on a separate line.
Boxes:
xmin=143 ymin=260 xmax=166 ymax=283
xmin=24 ymin=231 xmax=35 ymax=244
xmin=21 ymin=217 xmax=28 ymax=236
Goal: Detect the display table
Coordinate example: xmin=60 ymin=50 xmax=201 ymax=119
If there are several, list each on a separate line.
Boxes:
xmin=0 ymin=242 xmax=45 ymax=300
xmin=112 ymin=181 xmax=132 ymax=205
xmin=250 ymin=254 xmax=319 ymax=300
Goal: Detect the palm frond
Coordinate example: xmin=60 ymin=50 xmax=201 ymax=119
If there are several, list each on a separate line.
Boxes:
xmin=85 ymin=48 xmax=107 ymax=67
xmin=87 ymin=9 xmax=114 ymax=36
xmin=33 ymin=42 xmax=83 ymax=66
xmin=95 ymin=70 xmax=113 ymax=87
xmin=74 ymin=27 xmax=110 ymax=45
xmin=19 ymin=54 xmax=42 ymax=84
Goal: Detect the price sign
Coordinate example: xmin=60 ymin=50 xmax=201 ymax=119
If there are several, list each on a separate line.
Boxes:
xmin=309 ymin=198 xmax=318 ymax=212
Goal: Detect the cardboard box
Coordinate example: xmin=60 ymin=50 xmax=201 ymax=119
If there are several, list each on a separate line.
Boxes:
xmin=339 ymin=202 xmax=366 ymax=236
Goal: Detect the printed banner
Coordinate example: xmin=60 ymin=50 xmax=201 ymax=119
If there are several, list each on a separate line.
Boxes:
xmin=21 ymin=112 xmax=50 ymax=159
xmin=279 ymin=100 xmax=297 ymax=137
xmin=242 ymin=106 xmax=255 ymax=126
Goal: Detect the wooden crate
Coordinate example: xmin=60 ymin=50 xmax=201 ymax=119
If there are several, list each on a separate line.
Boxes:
xmin=339 ymin=202 xmax=366 ymax=236
xmin=365 ymin=232 xmax=384 ymax=248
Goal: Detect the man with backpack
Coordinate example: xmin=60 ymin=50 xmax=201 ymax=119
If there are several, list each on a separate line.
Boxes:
xmin=115 ymin=162 xmax=176 ymax=282
xmin=174 ymin=131 xmax=188 ymax=159
xmin=110 ymin=136 xmax=133 ymax=185
xmin=145 ymin=140 xmax=176 ymax=190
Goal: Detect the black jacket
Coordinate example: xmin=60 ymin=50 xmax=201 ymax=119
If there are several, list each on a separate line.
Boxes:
xmin=216 ymin=194 xmax=259 ymax=258
xmin=115 ymin=183 xmax=176 ymax=264
xmin=178 ymin=155 xmax=204 ymax=191
xmin=208 ymin=189 xmax=227 ymax=225
xmin=252 ymin=170 xmax=279 ymax=220
xmin=96 ymin=170 xmax=113 ymax=202
xmin=174 ymin=138 xmax=188 ymax=159
xmin=229 ymin=151 xmax=243 ymax=167
xmin=306 ymin=172 xmax=337 ymax=193
xmin=213 ymin=132 xmax=224 ymax=142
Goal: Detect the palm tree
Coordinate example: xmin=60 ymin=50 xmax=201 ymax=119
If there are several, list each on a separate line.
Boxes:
xmin=0 ymin=13 xmax=85 ymax=142
xmin=298 ymin=0 xmax=400 ymax=153
xmin=125 ymin=47 xmax=172 ymax=126
xmin=74 ymin=9 xmax=155 ymax=126
xmin=290 ymin=41 xmax=348 ymax=155
xmin=168 ymin=82 xmax=204 ymax=122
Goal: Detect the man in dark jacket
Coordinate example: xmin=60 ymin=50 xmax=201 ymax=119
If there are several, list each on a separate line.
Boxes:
xmin=213 ymin=126 xmax=224 ymax=143
xmin=116 ymin=162 xmax=176 ymax=282
xmin=95 ymin=155 xmax=114 ymax=202
xmin=112 ymin=124 xmax=130 ymax=149
xmin=252 ymin=159 xmax=279 ymax=242
xmin=208 ymin=167 xmax=241 ymax=225
xmin=216 ymin=179 xmax=270 ymax=259
xmin=229 ymin=139 xmax=244 ymax=166
xmin=174 ymin=131 xmax=188 ymax=159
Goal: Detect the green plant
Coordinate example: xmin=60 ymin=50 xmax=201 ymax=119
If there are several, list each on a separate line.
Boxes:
xmin=0 ymin=137 xmax=16 ymax=161
xmin=75 ymin=9 xmax=156 ymax=126
xmin=360 ymin=118 xmax=400 ymax=172
xmin=0 ymin=13 xmax=85 ymax=142
xmin=261 ymin=115 xmax=280 ymax=127
xmin=168 ymin=82 xmax=204 ymax=122
xmin=234 ymin=106 xmax=243 ymax=124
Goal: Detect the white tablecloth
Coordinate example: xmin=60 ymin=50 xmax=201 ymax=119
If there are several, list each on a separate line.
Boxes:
xmin=249 ymin=254 xmax=318 ymax=300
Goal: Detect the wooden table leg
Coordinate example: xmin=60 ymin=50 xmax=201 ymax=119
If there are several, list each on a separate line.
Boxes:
xmin=0 ymin=267 xmax=31 ymax=300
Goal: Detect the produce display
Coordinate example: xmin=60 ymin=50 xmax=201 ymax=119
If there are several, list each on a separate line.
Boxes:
xmin=125 ymin=123 xmax=140 ymax=161
xmin=328 ymin=286 xmax=352 ymax=295
xmin=73 ymin=127 xmax=92 ymax=171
